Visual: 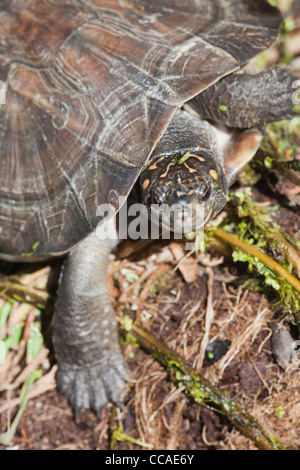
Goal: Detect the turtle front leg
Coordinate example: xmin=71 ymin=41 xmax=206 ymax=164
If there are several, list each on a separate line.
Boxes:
xmin=52 ymin=228 xmax=129 ymax=418
xmin=190 ymin=67 xmax=295 ymax=129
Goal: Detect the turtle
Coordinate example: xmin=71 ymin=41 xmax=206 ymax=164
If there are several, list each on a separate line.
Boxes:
xmin=0 ymin=0 xmax=295 ymax=417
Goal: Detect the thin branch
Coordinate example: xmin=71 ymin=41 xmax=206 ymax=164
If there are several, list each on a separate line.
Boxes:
xmin=212 ymin=227 xmax=300 ymax=293
xmin=0 ymin=276 xmax=49 ymax=308
xmin=124 ymin=322 xmax=286 ymax=451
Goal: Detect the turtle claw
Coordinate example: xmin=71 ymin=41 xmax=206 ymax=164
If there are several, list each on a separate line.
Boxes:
xmin=56 ymin=356 xmax=130 ymax=419
xmin=73 ymin=406 xmax=82 ymax=424
xmin=113 ymin=400 xmax=125 ymax=411
xmin=94 ymin=407 xmax=104 ymax=421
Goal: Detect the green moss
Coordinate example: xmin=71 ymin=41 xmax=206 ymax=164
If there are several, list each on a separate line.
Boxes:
xmin=178 ymin=153 xmax=191 ymax=164
xmin=119 ymin=268 xmax=139 ymax=287
xmin=282 ymin=18 xmax=295 ymax=32
xmin=274 ymin=405 xmax=285 ymax=419
xmin=212 ymin=187 xmax=300 ymax=317
xmin=111 ymin=427 xmax=153 ymax=449
xmin=32 ymin=241 xmax=39 ymax=251
xmin=120 ymin=315 xmax=133 ymax=332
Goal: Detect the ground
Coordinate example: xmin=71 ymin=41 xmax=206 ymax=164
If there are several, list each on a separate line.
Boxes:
xmin=0 ymin=0 xmax=300 ymax=452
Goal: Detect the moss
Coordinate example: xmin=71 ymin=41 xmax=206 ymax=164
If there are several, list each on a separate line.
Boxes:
xmin=209 ymin=187 xmax=300 ymax=318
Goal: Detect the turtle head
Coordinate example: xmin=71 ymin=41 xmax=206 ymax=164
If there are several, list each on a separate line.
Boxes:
xmin=140 ymin=151 xmax=228 ymax=233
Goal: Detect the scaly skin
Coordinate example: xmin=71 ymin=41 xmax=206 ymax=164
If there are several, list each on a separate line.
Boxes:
xmin=190 ymin=67 xmax=295 ymax=129
xmin=52 ymin=228 xmax=129 ymax=417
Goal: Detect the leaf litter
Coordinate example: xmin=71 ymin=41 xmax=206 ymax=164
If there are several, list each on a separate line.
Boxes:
xmin=0 ymin=0 xmax=300 ymax=450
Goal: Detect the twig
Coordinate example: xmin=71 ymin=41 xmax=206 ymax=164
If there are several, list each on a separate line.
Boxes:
xmin=0 ymin=276 xmax=49 ymax=308
xmin=124 ymin=322 xmax=286 ymax=450
xmin=193 ymin=266 xmax=214 ymax=371
xmin=255 ymin=150 xmax=300 ymax=187
xmin=212 ymin=227 xmax=300 ymax=293
xmin=269 ymin=231 xmax=300 ymax=277
xmin=0 ymin=366 xmax=56 ymax=415
xmin=0 ymin=372 xmax=37 ymax=445
xmin=8 ymin=347 xmax=49 ymax=390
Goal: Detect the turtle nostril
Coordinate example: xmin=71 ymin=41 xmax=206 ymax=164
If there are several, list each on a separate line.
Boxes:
xmin=176 ymin=184 xmax=211 ymax=205
xmin=151 ymin=195 xmax=160 ymax=205
xmin=150 ymin=190 xmax=166 ymax=205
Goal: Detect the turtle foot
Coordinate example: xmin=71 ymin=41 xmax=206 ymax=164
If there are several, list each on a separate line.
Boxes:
xmin=56 ymin=354 xmax=130 ymax=419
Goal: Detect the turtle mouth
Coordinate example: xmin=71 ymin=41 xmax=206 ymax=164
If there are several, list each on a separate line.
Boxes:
xmin=145 ymin=175 xmax=213 ymax=233
xmin=149 ymin=195 xmax=214 ymax=235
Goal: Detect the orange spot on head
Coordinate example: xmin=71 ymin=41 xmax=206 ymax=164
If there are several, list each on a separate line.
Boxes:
xmin=142 ymin=179 xmax=150 ymax=190
xmin=160 ymin=162 xmax=174 ymax=178
xmin=183 ymin=152 xmax=206 ymax=162
xmin=191 ymin=154 xmax=206 ymax=162
xmin=184 ymin=162 xmax=197 ymax=173
xmin=148 ymin=156 xmax=164 ymax=170
xmin=209 ymin=169 xmax=218 ymax=180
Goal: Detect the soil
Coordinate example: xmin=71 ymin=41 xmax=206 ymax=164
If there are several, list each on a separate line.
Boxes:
xmin=0 ymin=0 xmax=300 ymax=452
xmin=0 ymin=165 xmax=300 ymax=450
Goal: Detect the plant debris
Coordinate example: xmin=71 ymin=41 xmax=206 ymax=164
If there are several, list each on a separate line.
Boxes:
xmin=0 ymin=0 xmax=300 ymax=451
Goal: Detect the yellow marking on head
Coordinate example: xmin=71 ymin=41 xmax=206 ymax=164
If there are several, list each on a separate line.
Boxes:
xmin=160 ymin=161 xmax=175 ymax=178
xmin=188 ymin=153 xmax=206 ymax=162
xmin=209 ymin=169 xmax=218 ymax=180
xmin=148 ymin=156 xmax=164 ymax=170
xmin=181 ymin=151 xmax=206 ymax=162
xmin=184 ymin=162 xmax=197 ymax=173
xmin=177 ymin=176 xmax=182 ymax=184
xmin=142 ymin=179 xmax=150 ymax=190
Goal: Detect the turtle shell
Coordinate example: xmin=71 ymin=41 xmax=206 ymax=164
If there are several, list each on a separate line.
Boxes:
xmin=0 ymin=0 xmax=281 ymax=258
